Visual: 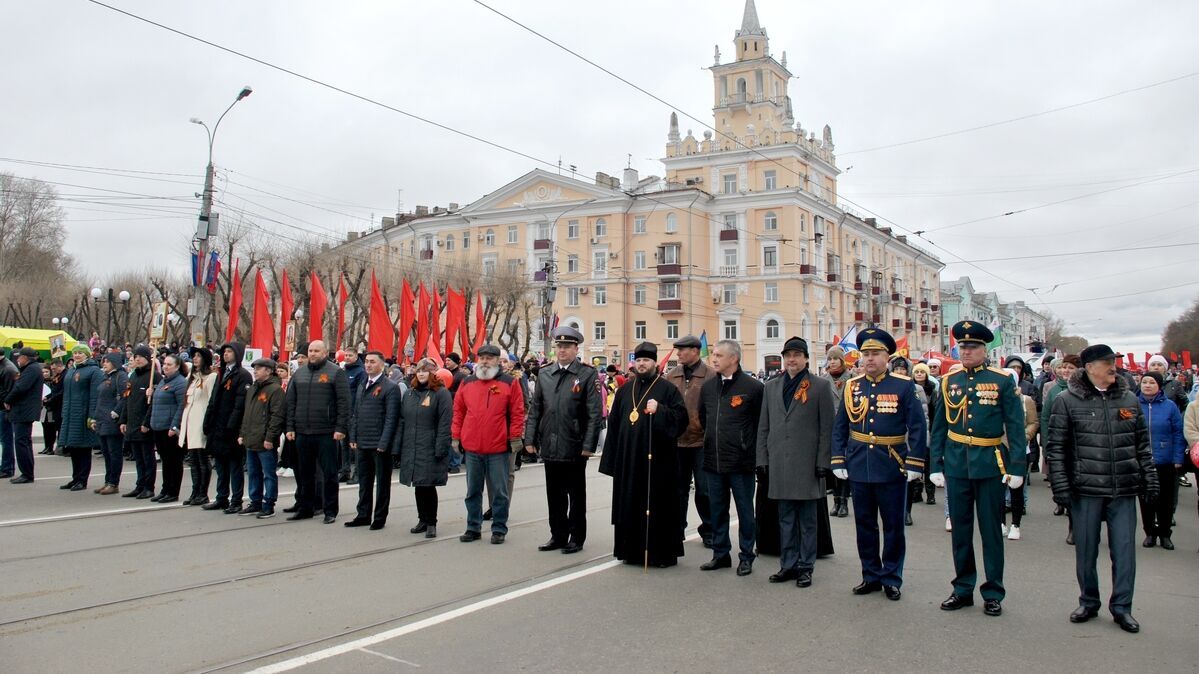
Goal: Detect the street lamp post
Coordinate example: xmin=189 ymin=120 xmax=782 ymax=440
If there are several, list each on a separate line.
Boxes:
xmin=90 ymin=287 xmax=131 ymax=346
xmin=190 ymin=85 xmax=253 ymax=347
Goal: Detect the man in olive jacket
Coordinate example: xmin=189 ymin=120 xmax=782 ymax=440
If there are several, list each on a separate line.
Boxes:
xmin=346 ymin=351 xmax=401 ymax=530
xmin=285 ymin=340 xmax=351 ymax=523
xmin=239 ymin=358 xmax=285 ymax=518
xmin=523 ymin=327 xmax=602 ymax=554
xmin=1047 ymin=344 xmax=1158 ymax=634
xmin=665 ymin=334 xmax=716 ymax=546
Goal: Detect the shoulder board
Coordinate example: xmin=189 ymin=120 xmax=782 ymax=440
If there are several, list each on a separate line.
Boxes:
xmin=847 ymin=374 xmax=866 ymax=383
xmin=986 ymin=367 xmax=1010 ymax=377
xmin=890 ymin=373 xmax=911 ymax=381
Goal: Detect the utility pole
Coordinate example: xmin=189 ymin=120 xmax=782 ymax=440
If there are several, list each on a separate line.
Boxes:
xmin=541 ymin=259 xmax=558 ymax=359
xmin=189 ymin=85 xmax=253 ymax=346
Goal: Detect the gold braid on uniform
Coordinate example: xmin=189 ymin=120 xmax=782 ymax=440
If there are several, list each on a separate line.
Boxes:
xmin=843 ymin=379 xmax=868 ymax=425
xmin=940 ymin=375 xmax=967 ymax=425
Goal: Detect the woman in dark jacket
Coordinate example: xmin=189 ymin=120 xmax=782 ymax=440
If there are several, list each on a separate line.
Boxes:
xmin=40 ymin=361 xmax=65 ymax=455
xmin=147 ymin=355 xmax=189 ymax=502
xmin=92 ymin=353 xmax=127 ymax=494
xmin=395 ymin=358 xmax=452 ymax=538
xmin=59 ymin=345 xmax=103 ymax=491
xmin=1136 ymin=372 xmax=1186 ymax=550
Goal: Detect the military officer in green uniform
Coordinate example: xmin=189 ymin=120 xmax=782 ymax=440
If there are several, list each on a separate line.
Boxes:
xmin=929 ymin=321 xmax=1027 ymax=617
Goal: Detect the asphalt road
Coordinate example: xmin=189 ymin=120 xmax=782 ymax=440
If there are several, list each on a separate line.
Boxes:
xmin=2 ymin=446 xmax=1196 ymax=673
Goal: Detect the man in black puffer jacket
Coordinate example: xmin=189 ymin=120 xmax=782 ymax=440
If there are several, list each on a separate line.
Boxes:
xmin=1047 ymin=344 xmax=1158 ymax=634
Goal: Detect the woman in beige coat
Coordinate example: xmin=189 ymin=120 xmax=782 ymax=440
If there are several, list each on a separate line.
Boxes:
xmin=1184 ymin=402 xmax=1199 ymax=551
xmin=181 ymin=348 xmax=218 ymax=506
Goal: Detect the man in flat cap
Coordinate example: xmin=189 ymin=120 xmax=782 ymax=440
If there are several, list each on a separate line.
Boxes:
xmin=524 ymin=326 xmax=602 ymax=554
xmin=665 ymin=334 xmax=716 ymax=546
xmin=756 ymin=337 xmax=835 ymax=587
xmin=930 ymin=320 xmax=1027 ymax=617
xmin=4 ymin=347 xmax=43 ymax=483
xmin=832 ymin=328 xmax=927 ymax=601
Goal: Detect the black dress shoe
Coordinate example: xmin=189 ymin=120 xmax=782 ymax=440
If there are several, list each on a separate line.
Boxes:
xmin=490 ymin=533 xmax=505 ymax=544
xmin=459 ymin=530 xmax=481 ymax=542
xmin=282 ymin=505 xmax=300 ymax=513
xmin=483 ymin=508 xmax=493 ymax=521
xmin=157 ymin=495 xmax=177 ymax=503
xmin=940 ymin=594 xmax=974 ymax=610
xmin=983 ymin=599 xmax=1001 ymax=616
xmin=769 ymin=569 xmax=799 ymax=583
xmin=323 ymin=515 xmax=336 ymax=524
xmin=796 ymin=571 xmax=813 ymax=588
xmin=538 ymin=539 xmax=566 ymax=552
xmin=136 ymin=490 xmax=154 ymax=499
xmin=852 ymin=581 xmax=882 ymax=595
xmin=424 ymin=525 xmax=436 ymax=538
xmin=10 ymin=475 xmax=33 ymax=484
xmin=700 ymin=555 xmax=732 ymax=571
xmin=736 ymin=560 xmax=753 ymax=576
xmin=0 ymin=472 xmax=13 ymax=479
xmin=60 ymin=481 xmax=77 ymax=490
xmin=410 ymin=522 xmax=428 ymax=534
xmin=369 ymin=521 xmax=385 ymax=530
xmin=1069 ymin=606 xmax=1099 ymax=623
xmin=202 ymin=500 xmax=228 ymax=511
xmin=344 ymin=518 xmax=371 ymax=528
xmin=561 ymin=542 xmax=583 ymax=554
xmin=223 ymin=503 xmax=242 ymax=514
xmin=1066 ymin=530 xmax=1074 ymax=545
xmin=701 ymin=538 xmax=714 ymax=549
xmin=1053 ymin=504 xmax=1066 ymax=516
xmin=150 ymin=492 xmax=166 ymax=502
xmin=1160 ymin=537 xmax=1175 ymax=550
xmin=122 ymin=488 xmax=141 ymax=497
xmin=926 ymin=494 xmax=936 ymax=505
xmin=904 ymin=512 xmax=913 ymax=526
xmin=1113 ymin=613 xmax=1140 ymax=633
xmin=1142 ymin=535 xmax=1156 ymax=548
xmin=286 ymin=512 xmax=314 ymax=521
xmin=883 ymin=585 xmax=901 ymax=601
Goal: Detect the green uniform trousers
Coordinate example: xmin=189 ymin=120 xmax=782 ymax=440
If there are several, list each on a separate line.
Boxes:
xmin=946 ymin=476 xmax=1006 ymax=601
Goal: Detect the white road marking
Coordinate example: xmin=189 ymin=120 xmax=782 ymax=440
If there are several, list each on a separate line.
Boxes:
xmin=358 ymin=648 xmax=421 ymax=667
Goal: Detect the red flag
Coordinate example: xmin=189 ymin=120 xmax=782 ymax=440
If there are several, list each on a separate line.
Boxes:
xmin=1126 ymin=353 xmax=1135 ymax=369
xmin=444 ymin=287 xmax=467 ymax=357
xmin=425 ymin=333 xmax=444 ymax=368
xmin=658 ymin=348 xmax=675 ymax=372
xmin=458 ymin=295 xmax=471 ymax=358
xmin=278 ymin=270 xmax=294 ymax=362
xmin=335 ymin=275 xmax=348 ymax=352
xmin=249 ymin=269 xmax=274 ymax=352
xmin=308 ymin=271 xmax=327 ymax=344
xmin=367 ymin=272 xmax=394 ymax=356
xmin=894 ymin=335 xmax=910 ymax=360
xmin=430 ymin=286 xmax=442 ymax=360
xmin=414 ymin=282 xmax=431 ymax=360
xmin=1184 ymin=350 xmax=1192 ymax=369
xmin=224 ymin=259 xmax=242 ymax=344
xmin=396 ymin=279 xmax=416 ymax=362
xmin=1144 ymin=352 xmax=1151 ymax=369
xmin=1170 ymin=352 xmax=1179 ymax=363
xmin=472 ymin=294 xmax=486 ymax=355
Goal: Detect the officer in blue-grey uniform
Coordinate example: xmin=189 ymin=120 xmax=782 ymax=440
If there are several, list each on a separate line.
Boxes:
xmin=831 ymin=328 xmax=928 ymax=601
xmin=929 ymin=320 xmax=1027 ymax=617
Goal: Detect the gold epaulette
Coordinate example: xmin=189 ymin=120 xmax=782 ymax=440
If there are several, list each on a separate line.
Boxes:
xmin=986 ymin=367 xmax=1010 ymax=376
xmin=890 ymin=373 xmax=911 ymax=380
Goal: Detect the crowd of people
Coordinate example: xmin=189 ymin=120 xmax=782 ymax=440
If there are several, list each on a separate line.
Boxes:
xmin=1 ymin=321 xmax=1195 ymax=634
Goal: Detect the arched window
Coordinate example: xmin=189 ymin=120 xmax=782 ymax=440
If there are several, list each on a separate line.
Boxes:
xmin=665 ymin=212 xmax=677 ymax=233
xmin=484 ymin=228 xmax=495 ymax=246
xmin=766 ymin=319 xmax=780 ymax=340
xmin=736 ymin=78 xmax=747 ymax=95
xmin=764 ymin=211 xmax=777 ymax=230
xmin=801 ymin=317 xmax=810 ymax=341
xmin=594 ymin=218 xmax=607 ymax=237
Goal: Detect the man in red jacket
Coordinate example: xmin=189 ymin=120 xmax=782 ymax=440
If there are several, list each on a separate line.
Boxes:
xmin=453 ymin=344 xmax=526 ymax=544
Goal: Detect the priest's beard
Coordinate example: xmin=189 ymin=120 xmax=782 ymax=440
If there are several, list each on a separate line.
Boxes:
xmin=475 ymin=364 xmax=500 ymax=380
xmin=635 ymin=367 xmax=658 ymax=383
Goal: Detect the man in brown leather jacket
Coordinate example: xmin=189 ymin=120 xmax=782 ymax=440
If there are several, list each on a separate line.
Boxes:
xmin=666 ymin=335 xmax=715 ymax=547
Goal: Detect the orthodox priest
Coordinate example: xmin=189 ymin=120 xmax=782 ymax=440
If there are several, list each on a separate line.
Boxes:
xmin=599 ymin=342 xmax=689 ymax=568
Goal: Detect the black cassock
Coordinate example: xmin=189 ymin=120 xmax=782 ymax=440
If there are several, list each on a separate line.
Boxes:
xmin=599 ymin=373 xmax=689 ymax=567
xmin=754 ymin=471 xmax=835 ymax=558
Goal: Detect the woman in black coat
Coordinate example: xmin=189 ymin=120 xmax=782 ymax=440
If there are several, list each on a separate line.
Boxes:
xmin=40 ymin=361 xmax=65 ymax=455
xmin=394 ymin=358 xmax=452 ymax=539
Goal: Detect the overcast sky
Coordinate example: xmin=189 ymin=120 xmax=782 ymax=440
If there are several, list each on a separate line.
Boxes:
xmin=4 ymin=0 xmax=1198 ymax=353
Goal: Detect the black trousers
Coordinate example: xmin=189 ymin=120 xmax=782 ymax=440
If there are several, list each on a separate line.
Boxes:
xmin=212 ymin=447 xmax=245 ymax=504
xmin=415 ymin=486 xmax=438 ymax=525
xmin=12 ymin=421 xmax=34 ymax=479
xmin=544 ymin=458 xmax=588 ymax=545
xmin=67 ymin=446 xmax=92 ymax=486
xmin=153 ymin=430 xmax=184 ymax=497
xmin=829 ymin=473 xmax=851 ymax=499
xmin=1139 ymin=464 xmax=1179 ymax=538
xmin=279 ymin=436 xmax=297 ymax=469
xmin=41 ymin=421 xmax=59 ymax=453
xmin=354 ymin=448 xmax=392 ymax=523
xmin=296 ymin=433 xmax=339 ymax=517
xmin=1074 ymin=495 xmax=1137 ymax=614
xmin=131 ymin=439 xmax=156 ymax=492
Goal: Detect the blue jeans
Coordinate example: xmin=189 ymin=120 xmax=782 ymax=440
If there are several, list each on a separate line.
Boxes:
xmin=465 ymin=452 xmax=510 ymax=534
xmin=100 ymin=433 xmax=124 ymax=486
xmin=246 ymin=449 xmax=278 ymax=508
xmin=0 ymin=409 xmax=14 ymax=474
xmin=706 ymin=471 xmax=757 ymax=562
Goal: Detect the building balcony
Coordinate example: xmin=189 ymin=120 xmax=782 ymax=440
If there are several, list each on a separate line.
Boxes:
xmin=419 ymin=249 xmax=434 ymax=260
xmin=920 ymin=324 xmax=930 ymax=333
xmin=716 ymin=265 xmax=739 ymax=277
xmin=656 ymin=263 xmax=682 ymax=277
xmin=799 ymin=264 xmax=815 ymax=275
xmin=532 ymin=270 xmax=547 ymax=282
xmin=904 ymin=296 xmax=913 ymax=305
xmin=826 ymin=273 xmax=839 ymax=283
xmin=854 ymin=281 xmax=867 ymax=293
xmin=932 ymin=325 xmax=940 ymax=334
xmin=871 ymin=286 xmax=881 ymax=296
xmin=657 ymin=299 xmax=682 ymax=312
xmin=854 ymin=312 xmax=866 ymax=322
xmin=533 ymin=239 xmax=551 ymax=250
xmin=892 ymin=319 xmax=901 ymax=329
xmin=717 ymin=92 xmax=788 ymax=107
xmin=872 ymin=314 xmax=881 ymax=324
xmin=920 ymin=300 xmax=929 ymax=309
xmin=931 ymin=304 xmax=940 ymax=312
xmin=891 ymin=292 xmax=901 ymax=301
xmin=905 ymin=321 xmax=915 ymax=331
xmin=719 ymin=229 xmax=739 ymax=241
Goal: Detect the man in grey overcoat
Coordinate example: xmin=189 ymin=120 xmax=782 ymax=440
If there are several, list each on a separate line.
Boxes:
xmin=756 ymin=336 xmax=834 ymax=588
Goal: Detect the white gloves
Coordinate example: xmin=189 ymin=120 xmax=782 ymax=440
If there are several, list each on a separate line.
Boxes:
xmin=929 ymin=472 xmax=946 ymax=488
xmin=906 ymin=470 xmax=921 ymax=482
xmin=833 ymin=468 xmax=848 ymax=481
xmin=1004 ymin=475 xmax=1024 ymax=489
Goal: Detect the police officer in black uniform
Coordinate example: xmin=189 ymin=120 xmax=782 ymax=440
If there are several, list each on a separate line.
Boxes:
xmin=524 ymin=326 xmax=603 ymax=554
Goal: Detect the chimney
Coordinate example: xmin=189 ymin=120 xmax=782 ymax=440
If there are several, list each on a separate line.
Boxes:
xmin=346 ymin=231 xmax=359 ymax=242
xmin=609 ymin=176 xmax=620 ymax=189
xmin=382 ymin=216 xmax=395 ymax=229
xmin=595 ymin=171 xmax=610 ymax=186
xmin=433 ymin=206 xmax=445 ymax=215
xmin=864 ymin=217 xmax=877 ymax=227
xmin=415 ymin=205 xmax=429 ymax=216
xmin=622 ymin=167 xmax=639 ymax=191
xmin=448 ymin=202 xmax=459 ymax=211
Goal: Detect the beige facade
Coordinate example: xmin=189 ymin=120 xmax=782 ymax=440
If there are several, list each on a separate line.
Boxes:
xmin=334 ymin=1 xmax=943 ymax=372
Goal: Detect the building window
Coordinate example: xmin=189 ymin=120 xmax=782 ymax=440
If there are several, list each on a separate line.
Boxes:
xmin=463 ymin=232 xmax=470 ymax=250
xmin=507 ymin=259 xmax=520 ymax=273
xmin=634 ymin=250 xmax=646 ymax=270
xmin=723 ymin=284 xmax=737 ymax=305
xmin=507 ymin=225 xmax=518 ymax=244
xmin=764 ymin=170 xmax=776 ymax=190
xmin=722 ymin=319 xmax=738 ymax=341
xmin=666 ymin=320 xmax=679 ymax=340
xmin=723 ymin=173 xmax=737 ymax=194
xmin=537 ymin=221 xmax=550 ymax=240
xmin=723 ymin=213 xmax=737 ymax=230
xmin=766 ymin=319 xmax=780 ymax=340
xmin=802 ymin=285 xmax=809 ymax=303
xmin=764 ymin=211 xmax=777 ymax=231
xmin=634 ymin=285 xmax=646 ymax=305
xmin=484 ymin=229 xmax=495 ymax=246
xmin=634 ymin=216 xmax=647 ymax=234
xmin=482 ymin=257 xmax=496 ymax=275
xmin=665 ymin=213 xmax=677 ymax=233
xmin=592 ymin=251 xmax=608 ymax=278
xmin=594 ymin=286 xmax=607 ymax=306
xmin=723 ymin=248 xmax=738 ymax=269
xmin=799 ymin=213 xmax=806 ymax=234
xmin=594 ymin=218 xmax=607 ymax=238
xmin=567 ymin=287 xmax=580 ymax=307
xmin=659 ymin=282 xmax=680 ymax=299
xmin=594 ymin=321 xmax=606 ymax=343
xmin=567 ymin=254 xmax=579 ymax=273
xmin=763 ymin=245 xmax=777 ymax=271
xmin=634 ymin=321 xmax=647 ymax=340
xmin=445 ymin=235 xmax=455 ymax=251
xmin=567 ymin=219 xmax=579 ymax=239
xmin=765 ymin=282 xmax=778 ymax=303
xmin=658 ymin=244 xmax=680 ymax=264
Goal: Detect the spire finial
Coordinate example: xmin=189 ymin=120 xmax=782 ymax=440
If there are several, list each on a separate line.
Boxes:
xmin=737 ymin=0 xmax=765 ymax=37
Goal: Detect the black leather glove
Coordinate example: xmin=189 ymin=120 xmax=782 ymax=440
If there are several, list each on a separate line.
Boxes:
xmin=1051 ymin=491 xmax=1071 ymax=507
xmin=815 ymin=466 xmax=830 ymax=479
xmin=755 ymin=465 xmax=768 ymax=478
xmin=1144 ymin=489 xmax=1159 ymax=506
xmin=391 ymin=454 xmax=401 ymax=470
